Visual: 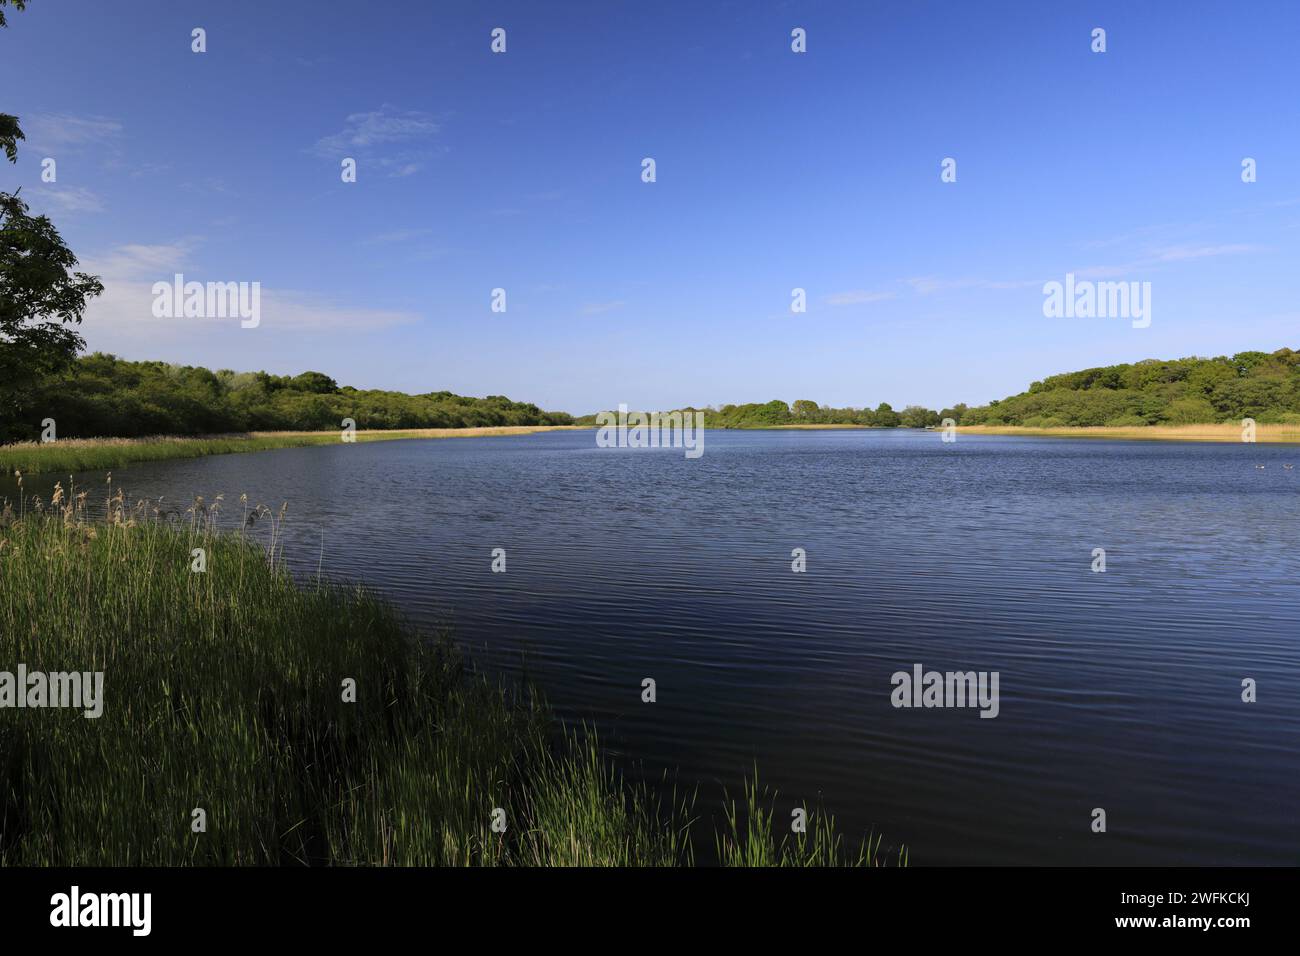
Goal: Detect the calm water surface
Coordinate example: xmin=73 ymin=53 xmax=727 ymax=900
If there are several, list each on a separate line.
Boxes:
xmin=7 ymin=429 xmax=1299 ymax=865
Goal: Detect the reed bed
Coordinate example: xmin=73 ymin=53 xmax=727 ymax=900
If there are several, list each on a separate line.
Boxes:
xmin=0 ymin=483 xmax=894 ymax=866
xmin=715 ymin=776 xmax=906 ymax=867
xmin=956 ymin=422 xmax=1300 ymax=443
xmin=0 ymin=426 xmax=584 ymax=476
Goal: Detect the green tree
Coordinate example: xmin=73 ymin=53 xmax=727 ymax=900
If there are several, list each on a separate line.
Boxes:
xmin=899 ymin=405 xmax=939 ymax=428
xmin=0 ymin=113 xmax=23 ymax=163
xmin=1 ymin=169 xmax=104 ymax=440
xmin=938 ymin=403 xmax=968 ymax=424
xmin=1 ymin=1 xmax=104 ymax=440
xmin=0 ymin=0 xmax=28 ymax=30
xmin=290 ymin=370 xmax=340 ymax=394
xmin=1164 ymin=397 xmax=1217 ymax=424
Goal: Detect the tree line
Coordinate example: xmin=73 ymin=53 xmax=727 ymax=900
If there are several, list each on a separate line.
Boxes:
xmin=578 ymin=348 xmax=1300 ymax=430
xmin=960 ymin=349 xmax=1300 ymax=427
xmin=4 ymin=353 xmax=573 ymax=441
xmin=575 ymin=400 xmax=946 ymax=428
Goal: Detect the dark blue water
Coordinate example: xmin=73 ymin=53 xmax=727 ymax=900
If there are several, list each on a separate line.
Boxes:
xmin=7 ymin=429 xmax=1299 ymax=865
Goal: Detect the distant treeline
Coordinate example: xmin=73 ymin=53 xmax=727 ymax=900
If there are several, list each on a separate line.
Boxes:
xmin=3 ymin=353 xmax=574 ymax=442
xmin=577 ymin=347 xmax=1300 ymax=429
xmin=575 ymin=400 xmax=942 ymax=428
xmin=10 ymin=347 xmax=1300 ymax=444
xmin=963 ymin=348 xmax=1300 ymax=427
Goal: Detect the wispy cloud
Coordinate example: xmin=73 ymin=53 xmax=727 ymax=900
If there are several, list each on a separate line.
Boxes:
xmin=1080 ymin=222 xmax=1188 ymax=250
xmin=824 ymin=289 xmax=896 ymax=306
xmin=314 ymin=107 xmax=439 ymax=151
xmin=1075 ymin=242 xmax=1259 ymax=279
xmin=1149 ymin=243 xmax=1258 ymax=262
xmin=896 ymin=241 xmax=1258 ymax=292
xmin=312 ymin=105 xmax=443 ymax=177
xmin=903 ymin=277 xmax=1041 ymax=295
xmin=1073 ymin=215 xmax=1262 ymax=278
xmin=24 ymin=113 xmax=122 ymax=151
xmin=81 ymin=241 xmax=420 ymax=338
xmin=81 ymin=241 xmax=201 ymax=280
xmin=32 ymin=185 xmax=105 ymax=215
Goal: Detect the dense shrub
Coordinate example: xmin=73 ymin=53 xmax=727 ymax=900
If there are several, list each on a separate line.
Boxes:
xmin=3 ymin=353 xmax=574 ymax=441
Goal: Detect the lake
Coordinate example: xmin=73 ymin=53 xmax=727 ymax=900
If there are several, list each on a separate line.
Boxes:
xmin=6 ymin=428 xmax=1298 ymax=865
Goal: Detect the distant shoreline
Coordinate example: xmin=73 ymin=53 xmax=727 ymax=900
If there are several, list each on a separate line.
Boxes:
xmin=0 ymin=426 xmax=585 ymax=476
xmin=728 ymin=423 xmax=1300 ymax=443
xmin=954 ymin=423 xmax=1300 ymax=444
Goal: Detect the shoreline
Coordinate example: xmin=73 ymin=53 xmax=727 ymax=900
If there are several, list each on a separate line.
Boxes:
xmin=953 ymin=423 xmax=1300 ymax=444
xmin=721 ymin=422 xmax=1300 ymax=443
xmin=0 ymin=505 xmax=897 ymax=866
xmin=0 ymin=425 xmax=585 ymax=475
xmin=6 ymin=421 xmax=1296 ymax=478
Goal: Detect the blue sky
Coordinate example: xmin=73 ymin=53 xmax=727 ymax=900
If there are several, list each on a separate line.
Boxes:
xmin=3 ymin=0 xmax=1298 ymax=414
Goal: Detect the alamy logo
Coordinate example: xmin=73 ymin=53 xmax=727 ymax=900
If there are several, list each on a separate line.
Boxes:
xmin=0 ymin=665 xmax=104 ymax=718
xmin=151 ymin=273 xmax=261 ymax=328
xmin=891 ymin=663 xmax=1000 ymax=718
xmin=1043 ymin=272 xmax=1150 ymax=328
xmin=50 ymin=886 xmax=151 ymax=936
xmin=596 ymin=404 xmax=705 ymax=459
